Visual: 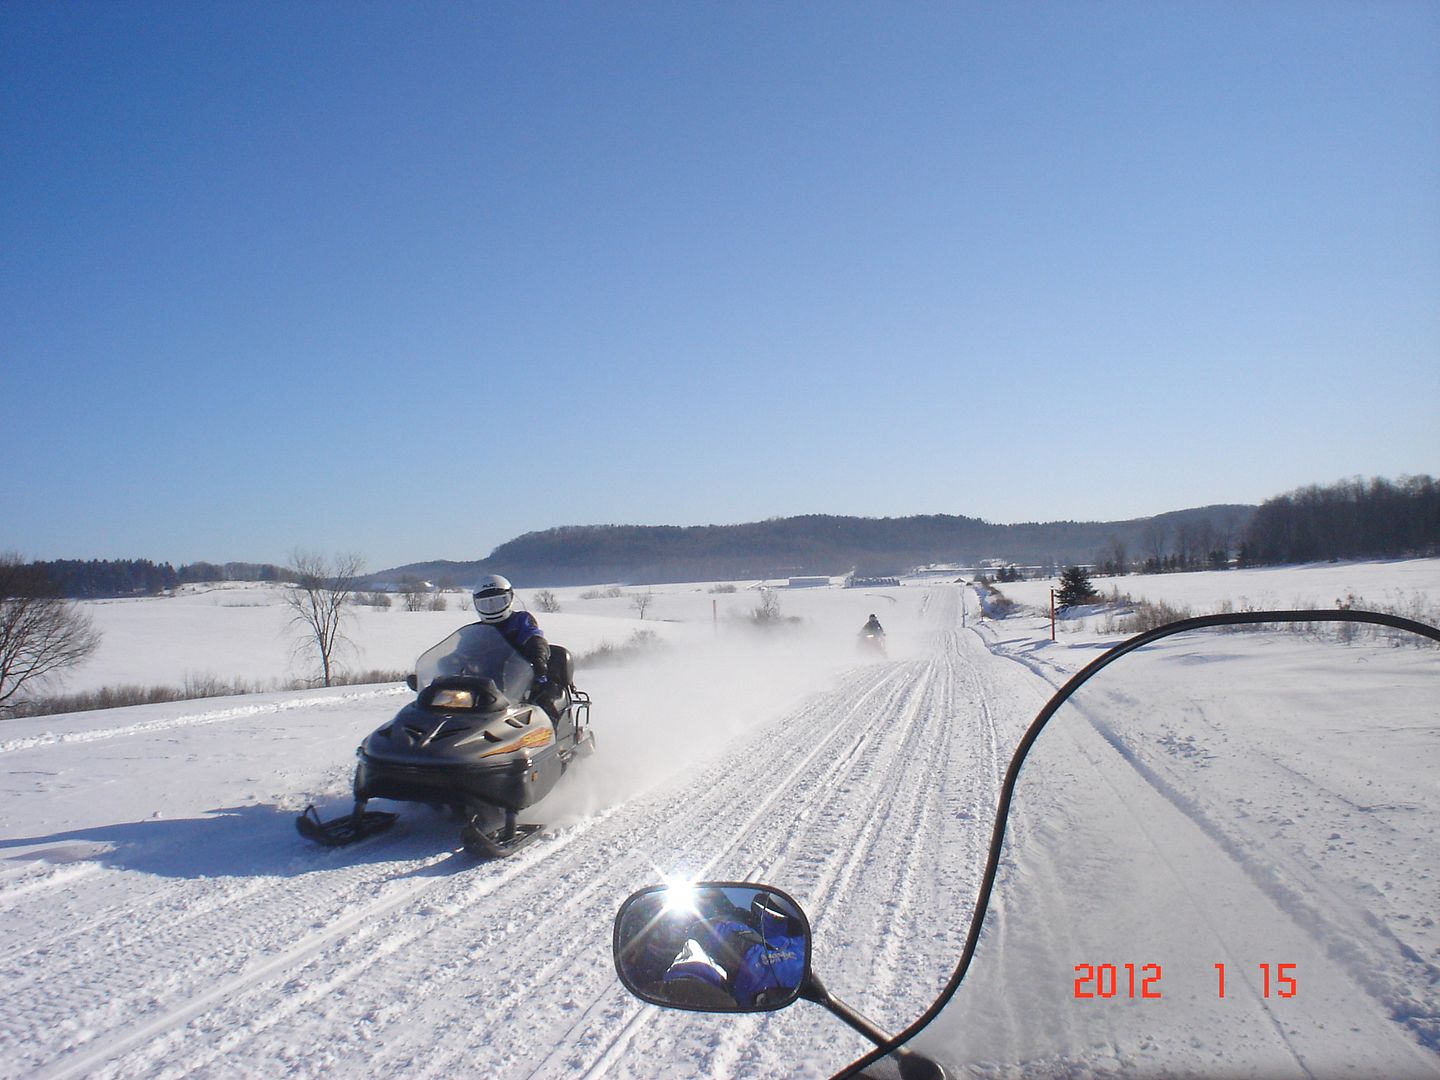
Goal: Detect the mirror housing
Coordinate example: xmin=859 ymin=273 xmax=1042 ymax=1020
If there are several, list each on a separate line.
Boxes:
xmin=405 ymin=673 xmax=417 ymax=691
xmin=613 ymin=882 xmax=811 ymax=1013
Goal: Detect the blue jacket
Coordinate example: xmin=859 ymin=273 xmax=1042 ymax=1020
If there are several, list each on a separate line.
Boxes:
xmin=493 ymin=610 xmax=544 ymax=652
xmin=662 ymin=918 xmax=805 ymax=1008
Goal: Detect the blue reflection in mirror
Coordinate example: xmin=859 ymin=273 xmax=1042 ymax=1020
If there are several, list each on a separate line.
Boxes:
xmin=614 ymin=883 xmax=811 ymax=1012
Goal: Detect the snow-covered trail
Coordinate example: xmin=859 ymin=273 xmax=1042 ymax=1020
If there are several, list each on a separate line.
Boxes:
xmin=0 ymin=586 xmax=1032 ymax=1079
xmin=3 ymin=582 xmax=1436 ymax=1078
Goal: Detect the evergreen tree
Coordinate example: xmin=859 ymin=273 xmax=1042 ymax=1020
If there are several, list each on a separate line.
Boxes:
xmin=1056 ymin=566 xmax=1098 ymax=609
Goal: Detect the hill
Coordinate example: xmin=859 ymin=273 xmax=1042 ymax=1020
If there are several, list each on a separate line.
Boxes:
xmin=370 ymin=505 xmax=1255 ymax=588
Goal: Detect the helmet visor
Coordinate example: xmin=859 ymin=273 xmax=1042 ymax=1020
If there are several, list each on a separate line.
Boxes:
xmin=474 ymin=590 xmax=511 ymax=617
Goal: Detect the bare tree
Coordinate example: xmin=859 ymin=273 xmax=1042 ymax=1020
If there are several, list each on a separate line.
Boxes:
xmin=1142 ymin=522 xmax=1169 ymax=569
xmin=630 ymin=590 xmax=654 ymax=620
xmin=1106 ymin=536 xmax=1128 ymax=576
xmin=751 ymin=587 xmax=783 ymax=625
xmin=284 ymin=551 xmax=365 ymax=687
xmin=398 ymin=574 xmax=428 ymax=612
xmin=0 ymin=554 xmax=102 ymax=713
xmin=533 ymin=590 xmax=561 ymax=614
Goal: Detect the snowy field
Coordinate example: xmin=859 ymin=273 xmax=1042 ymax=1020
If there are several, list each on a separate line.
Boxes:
xmin=994 ymin=558 xmax=1440 ymax=629
xmin=1 ymin=562 xmax=1437 ymax=1078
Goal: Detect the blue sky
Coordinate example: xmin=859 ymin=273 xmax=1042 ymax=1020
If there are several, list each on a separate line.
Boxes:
xmin=4 ymin=1 xmax=1437 ymax=572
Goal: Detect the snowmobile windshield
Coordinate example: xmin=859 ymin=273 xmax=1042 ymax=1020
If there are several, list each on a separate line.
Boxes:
xmin=843 ymin=613 xmax=1440 ymax=1079
xmin=412 ymin=623 xmax=535 ymax=704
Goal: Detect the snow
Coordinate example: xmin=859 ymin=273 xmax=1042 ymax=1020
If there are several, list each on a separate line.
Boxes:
xmin=1 ymin=564 xmax=1437 ymax=1078
xmin=994 ymin=558 xmax=1440 ymax=626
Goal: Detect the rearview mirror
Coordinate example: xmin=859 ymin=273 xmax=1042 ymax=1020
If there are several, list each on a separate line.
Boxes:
xmin=613 ymin=882 xmax=811 ymax=1012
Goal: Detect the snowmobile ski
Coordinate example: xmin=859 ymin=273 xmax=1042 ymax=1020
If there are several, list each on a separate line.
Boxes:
xmin=460 ymin=810 xmax=545 ymax=858
xmin=296 ymin=803 xmax=399 ymax=847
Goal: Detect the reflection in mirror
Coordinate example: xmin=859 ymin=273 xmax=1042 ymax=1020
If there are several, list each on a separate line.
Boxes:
xmin=614 ymin=882 xmax=811 ymax=1013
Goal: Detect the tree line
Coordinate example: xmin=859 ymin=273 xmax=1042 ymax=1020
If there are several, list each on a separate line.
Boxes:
xmin=1237 ymin=475 xmax=1438 ymax=566
xmin=2 ymin=549 xmax=367 ymax=714
xmin=24 ymin=559 xmax=295 ymax=599
xmin=1084 ymin=475 xmax=1436 ymax=575
xmin=18 ymin=476 xmax=1438 ymax=602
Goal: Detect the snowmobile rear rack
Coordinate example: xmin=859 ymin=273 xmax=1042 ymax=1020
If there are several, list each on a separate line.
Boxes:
xmin=296 ymin=803 xmax=399 ymax=847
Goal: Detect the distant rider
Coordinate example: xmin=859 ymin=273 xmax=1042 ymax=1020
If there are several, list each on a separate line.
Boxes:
xmin=472 ymin=574 xmax=564 ymax=719
xmin=862 ymin=613 xmax=884 ymax=635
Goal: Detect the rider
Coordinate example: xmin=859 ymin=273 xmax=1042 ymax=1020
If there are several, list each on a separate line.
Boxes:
xmin=734 ymin=891 xmax=807 ymax=1007
xmin=661 ymin=891 xmax=807 ymax=1009
xmin=472 ymin=574 xmax=564 ymax=719
xmin=862 ymin=613 xmax=884 ymax=635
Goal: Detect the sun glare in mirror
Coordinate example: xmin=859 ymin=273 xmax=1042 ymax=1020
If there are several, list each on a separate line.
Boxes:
xmin=660 ymin=876 xmax=699 ymax=917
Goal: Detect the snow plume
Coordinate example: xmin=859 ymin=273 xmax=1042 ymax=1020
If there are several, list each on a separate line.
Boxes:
xmin=544 ymin=617 xmax=885 ymax=827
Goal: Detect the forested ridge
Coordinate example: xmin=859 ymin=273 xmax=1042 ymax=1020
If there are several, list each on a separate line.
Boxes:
xmin=376 ymin=505 xmax=1256 ymax=587
xmin=1239 ymin=475 xmax=1439 ymax=566
xmin=16 ymin=476 xmax=1435 ymax=596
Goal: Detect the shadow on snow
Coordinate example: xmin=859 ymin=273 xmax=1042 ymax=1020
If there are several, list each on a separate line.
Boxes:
xmin=0 ymin=801 xmax=473 ymax=879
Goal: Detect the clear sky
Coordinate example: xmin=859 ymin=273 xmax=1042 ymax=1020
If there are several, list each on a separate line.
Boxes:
xmin=3 ymin=1 xmax=1437 ymax=572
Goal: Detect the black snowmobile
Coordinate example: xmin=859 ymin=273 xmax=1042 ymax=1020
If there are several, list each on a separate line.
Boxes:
xmin=858 ymin=617 xmax=887 ymax=657
xmin=298 ymin=623 xmax=594 ymax=857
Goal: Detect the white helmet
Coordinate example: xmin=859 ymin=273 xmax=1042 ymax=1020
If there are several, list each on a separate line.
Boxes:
xmin=472 ymin=574 xmax=514 ymax=623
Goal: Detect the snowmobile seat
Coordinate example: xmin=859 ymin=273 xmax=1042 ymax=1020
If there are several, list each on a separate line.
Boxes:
xmin=533 ymin=680 xmax=571 ymax=723
xmin=547 ymin=645 xmax=575 ymax=687
xmin=532 ymin=645 xmax=580 ymax=724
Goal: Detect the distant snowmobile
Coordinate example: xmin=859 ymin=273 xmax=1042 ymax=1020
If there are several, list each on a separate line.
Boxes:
xmin=298 ymin=623 xmax=594 ymax=857
xmin=858 ymin=614 xmax=887 ymax=657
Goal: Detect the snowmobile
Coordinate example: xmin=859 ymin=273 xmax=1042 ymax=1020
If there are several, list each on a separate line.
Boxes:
xmin=857 ymin=627 xmax=887 ymax=657
xmin=298 ymin=622 xmax=594 ymax=857
xmin=612 ymin=608 xmax=1440 ymax=1078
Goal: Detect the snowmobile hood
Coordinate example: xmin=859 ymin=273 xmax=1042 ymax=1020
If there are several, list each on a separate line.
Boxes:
xmin=363 ymin=699 xmax=554 ymax=766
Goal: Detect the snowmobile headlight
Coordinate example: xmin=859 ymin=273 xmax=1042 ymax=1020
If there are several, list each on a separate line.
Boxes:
xmin=430 ymin=688 xmax=475 ymax=710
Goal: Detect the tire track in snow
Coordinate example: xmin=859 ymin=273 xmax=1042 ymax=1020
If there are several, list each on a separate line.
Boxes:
xmin=0 ymin=859 xmax=102 ymax=918
xmin=507 ymin=659 xmax=935 ymax=1079
xmin=12 ymin=844 xmax=450 ymax=1079
xmin=712 ymin=603 xmax=1011 ymax=1077
xmin=8 ymin=798 xmax=601 ymax=1079
xmin=217 ymin=588 xmax=998 ymax=1079
xmin=10 ymin=586 xmax=1021 ymax=1080
xmin=2 ymin=839 xmax=443 ymax=1055
xmin=25 ymin=815 xmax=617 ymax=1080
xmin=497 ymin=662 xmax=928 ymax=1080
xmin=83 ymin=662 xmax=917 ymax=1080
xmin=565 ymin=589 xmax=1007 ymax=1078
xmin=0 ymin=863 xmax=276 ymax=972
xmin=411 ymin=660 xmax=921 ymax=1078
